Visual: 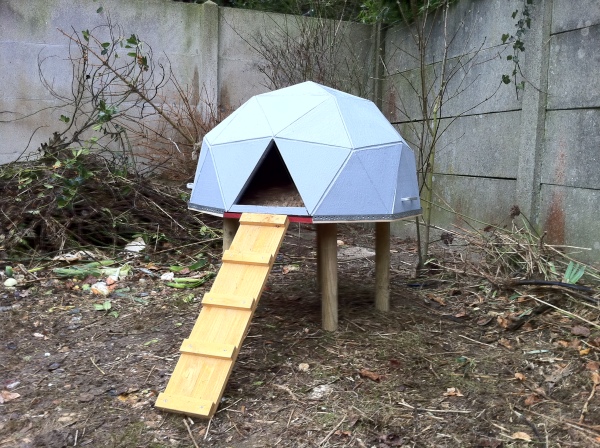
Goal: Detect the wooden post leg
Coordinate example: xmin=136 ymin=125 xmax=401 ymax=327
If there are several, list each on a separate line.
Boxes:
xmin=316 ymin=225 xmax=322 ymax=289
xmin=317 ymin=223 xmax=338 ymax=331
xmin=375 ymin=221 xmax=390 ymax=312
xmin=222 ymin=218 xmax=239 ymax=253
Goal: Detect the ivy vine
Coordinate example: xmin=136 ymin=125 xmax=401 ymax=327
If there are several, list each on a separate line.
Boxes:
xmin=501 ymin=0 xmax=533 ymax=96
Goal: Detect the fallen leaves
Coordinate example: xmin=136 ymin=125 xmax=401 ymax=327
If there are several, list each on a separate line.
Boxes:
xmin=511 ymin=431 xmax=532 ymax=441
xmin=358 ymin=369 xmax=381 ymax=382
xmin=571 ymin=326 xmax=591 ymax=338
xmin=0 ymin=390 xmax=20 ymax=404
xmin=443 ymin=387 xmax=463 ymax=397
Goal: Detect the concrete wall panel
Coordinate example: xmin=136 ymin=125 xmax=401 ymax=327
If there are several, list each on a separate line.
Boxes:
xmin=548 ymin=24 xmax=600 ymax=110
xmin=542 ymin=109 xmax=600 ymax=189
xmin=552 ymin=0 xmax=600 ymax=34
xmin=539 ymin=184 xmax=600 ymax=264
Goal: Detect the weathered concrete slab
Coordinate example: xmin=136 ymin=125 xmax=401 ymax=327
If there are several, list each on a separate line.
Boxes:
xmin=548 ymin=24 xmax=600 ymax=109
xmin=384 ymin=45 xmax=519 ymax=122
xmin=416 ymin=111 xmax=520 ymax=179
xmin=539 ymin=184 xmax=600 ymax=264
xmin=542 ymin=109 xmax=600 ymax=189
xmin=552 ymin=0 xmax=600 ymax=34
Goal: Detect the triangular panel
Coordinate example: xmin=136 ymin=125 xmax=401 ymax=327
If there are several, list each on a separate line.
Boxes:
xmin=189 ymin=148 xmax=225 ymax=210
xmin=354 ymin=145 xmax=402 ymax=214
xmin=314 ymin=153 xmax=388 ymax=216
xmin=255 ymin=95 xmax=329 ymax=135
xmin=275 ymin=139 xmax=350 ymax=214
xmin=211 ymin=138 xmax=272 ymax=209
xmin=210 ymin=98 xmax=273 ymax=145
xmin=276 ymin=98 xmax=353 ymax=148
xmin=236 ymin=140 xmax=306 ymax=209
xmin=393 ymin=146 xmax=421 ymax=213
xmin=204 ymin=101 xmax=249 ymax=146
xmin=335 ymin=97 xmax=401 ymax=148
xmin=259 ymin=81 xmax=330 ymax=98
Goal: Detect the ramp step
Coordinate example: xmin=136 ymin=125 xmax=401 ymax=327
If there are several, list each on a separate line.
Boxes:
xmin=202 ymin=292 xmax=255 ymax=310
xmin=180 ymin=340 xmax=236 ymax=359
xmin=155 ymin=393 xmax=214 ymax=417
xmin=240 ymin=214 xmax=288 ymax=226
xmin=222 ymin=250 xmax=272 ymax=266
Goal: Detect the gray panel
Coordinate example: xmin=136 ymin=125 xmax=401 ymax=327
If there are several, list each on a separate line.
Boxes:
xmin=256 ymin=94 xmax=328 ymax=135
xmin=275 ymin=139 xmax=350 ymax=214
xmin=189 ymin=148 xmax=225 ymax=210
xmin=314 ymin=153 xmax=388 ymax=216
xmin=211 ymin=138 xmax=271 ymax=209
xmin=336 ymin=97 xmax=401 ymax=149
xmin=552 ymin=0 xmax=600 ymax=33
xmin=539 ymin=184 xmax=600 ymax=263
xmin=204 ymin=101 xmax=248 ymax=146
xmin=229 ymin=205 xmax=309 ymax=216
xmin=210 ymin=97 xmax=273 ymax=144
xmin=542 ymin=109 xmax=600 ymax=189
xmin=354 ymin=145 xmax=402 ymax=214
xmin=393 ymin=147 xmax=421 ymax=214
xmin=276 ymin=98 xmax=353 ymax=148
xmin=548 ymin=25 xmax=600 ymax=109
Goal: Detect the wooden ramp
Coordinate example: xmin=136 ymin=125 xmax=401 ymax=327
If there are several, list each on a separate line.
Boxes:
xmin=155 ymin=213 xmax=289 ymax=418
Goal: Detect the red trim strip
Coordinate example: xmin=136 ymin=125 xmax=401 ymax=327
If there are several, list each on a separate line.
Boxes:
xmin=223 ymin=212 xmax=312 ymax=224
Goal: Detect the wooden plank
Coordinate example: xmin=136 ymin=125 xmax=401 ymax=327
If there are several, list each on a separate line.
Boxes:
xmin=317 ymin=223 xmax=338 ymax=332
xmin=222 ymin=250 xmax=272 ymax=266
xmin=202 ymin=292 xmax=255 ymax=310
xmin=157 ymin=213 xmax=289 ymax=418
xmin=179 ymin=340 xmax=236 ymax=359
xmin=239 ymin=213 xmax=288 ymax=226
xmin=375 ymin=221 xmax=390 ymax=312
xmin=155 ymin=393 xmax=214 ymax=418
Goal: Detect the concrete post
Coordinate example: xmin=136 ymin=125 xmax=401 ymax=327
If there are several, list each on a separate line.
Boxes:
xmin=199 ymin=1 xmax=220 ymax=120
xmin=516 ymin=0 xmax=553 ymax=225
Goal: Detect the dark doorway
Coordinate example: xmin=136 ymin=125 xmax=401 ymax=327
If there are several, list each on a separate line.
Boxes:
xmin=236 ymin=140 xmax=305 ymax=207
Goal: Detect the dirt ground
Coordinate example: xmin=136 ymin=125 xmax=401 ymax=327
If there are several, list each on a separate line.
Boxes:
xmin=1 ymin=223 xmax=599 ymax=448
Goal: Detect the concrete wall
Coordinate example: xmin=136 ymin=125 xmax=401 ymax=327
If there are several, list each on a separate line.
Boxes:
xmin=384 ymin=0 xmax=600 ymax=264
xmin=0 ymin=0 xmax=375 ymax=162
xmin=1 ymin=0 xmax=600 ymax=263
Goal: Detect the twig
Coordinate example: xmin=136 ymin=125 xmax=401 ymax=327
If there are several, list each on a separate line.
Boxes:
xmin=183 ymin=418 xmax=200 ymax=448
xmin=579 ymin=374 xmax=599 ymax=423
xmin=90 ymin=357 xmax=105 ymax=375
xmin=397 ymin=400 xmax=472 ymax=414
xmin=204 ymin=416 xmax=212 ymax=441
xmin=457 ymin=334 xmax=496 ymax=348
xmin=529 ymin=295 xmax=600 ymax=330
xmin=274 ymin=384 xmax=300 ymax=402
xmin=319 ymin=415 xmax=346 ymax=446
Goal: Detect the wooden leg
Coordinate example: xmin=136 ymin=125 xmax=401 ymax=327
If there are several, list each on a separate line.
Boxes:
xmin=375 ymin=221 xmax=390 ymax=312
xmin=222 ymin=218 xmax=239 ymax=253
xmin=316 ymin=225 xmax=322 ymax=289
xmin=317 ymin=223 xmax=338 ymax=331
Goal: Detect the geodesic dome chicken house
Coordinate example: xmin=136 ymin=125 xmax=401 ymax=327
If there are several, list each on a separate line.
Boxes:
xmin=189 ymin=81 xmax=422 ymax=222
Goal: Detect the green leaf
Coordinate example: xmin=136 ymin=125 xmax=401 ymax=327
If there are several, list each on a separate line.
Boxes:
xmin=96 ymin=6 xmax=104 ymax=13
xmin=109 ymin=310 xmax=119 ymax=318
xmin=60 ymin=114 xmax=70 ymax=123
xmin=189 ymin=259 xmax=208 ymax=271
xmin=101 ymin=42 xmax=110 ymax=48
xmin=502 ymin=74 xmax=511 ymax=84
xmin=82 ymin=30 xmax=90 ymax=42
xmin=501 ymin=33 xmax=510 ymax=44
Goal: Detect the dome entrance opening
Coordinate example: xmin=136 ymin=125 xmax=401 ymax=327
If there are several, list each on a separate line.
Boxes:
xmin=236 ymin=140 xmax=305 ymax=208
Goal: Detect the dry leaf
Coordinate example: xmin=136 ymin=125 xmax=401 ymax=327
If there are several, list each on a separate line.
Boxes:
xmin=556 ymin=340 xmax=569 ymax=348
xmin=592 ymin=372 xmax=600 ymax=386
xmin=579 ymin=348 xmax=591 ymax=356
xmin=359 ymin=369 xmax=381 ymax=382
xmin=443 ymin=387 xmax=463 ymax=397
xmin=430 ymin=295 xmax=446 ymax=306
xmin=497 ymin=316 xmax=509 ymax=329
xmin=571 ymin=326 xmax=591 ymax=337
xmin=298 ymin=363 xmax=309 ymax=372
xmin=511 ymin=431 xmax=532 ymax=441
xmin=524 ymin=394 xmax=541 ymax=406
xmin=515 ymin=372 xmax=526 ymax=381
xmin=0 ymin=390 xmax=21 ymax=404
xmin=586 ymin=361 xmax=600 ymax=371
xmin=498 ymin=338 xmax=513 ymax=349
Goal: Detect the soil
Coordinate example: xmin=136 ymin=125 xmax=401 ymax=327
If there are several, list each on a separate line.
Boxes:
xmin=1 ymin=224 xmax=599 ymax=448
